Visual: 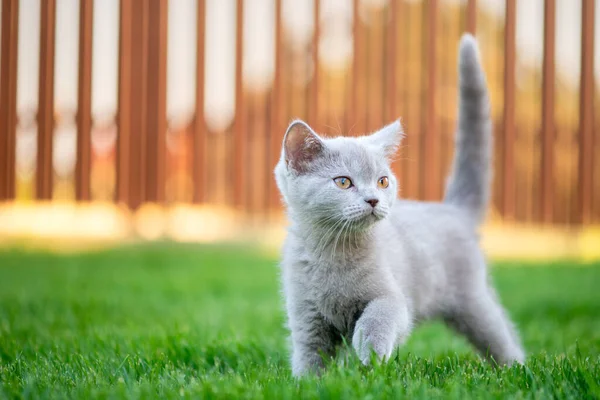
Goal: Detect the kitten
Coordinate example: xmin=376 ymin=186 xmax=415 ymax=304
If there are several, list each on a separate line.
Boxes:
xmin=274 ymin=34 xmax=525 ymax=377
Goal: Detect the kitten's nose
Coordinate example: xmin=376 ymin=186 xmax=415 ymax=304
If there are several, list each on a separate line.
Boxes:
xmin=365 ymin=198 xmax=379 ymax=208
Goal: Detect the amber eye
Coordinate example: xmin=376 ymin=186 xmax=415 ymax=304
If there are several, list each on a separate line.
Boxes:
xmin=334 ymin=176 xmax=353 ymax=189
xmin=378 ymin=176 xmax=389 ymax=188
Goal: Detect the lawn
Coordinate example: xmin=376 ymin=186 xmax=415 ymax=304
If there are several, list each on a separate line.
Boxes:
xmin=0 ymin=242 xmax=598 ymax=399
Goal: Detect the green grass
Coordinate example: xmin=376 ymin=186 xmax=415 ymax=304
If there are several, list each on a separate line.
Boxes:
xmin=0 ymin=243 xmax=599 ymax=399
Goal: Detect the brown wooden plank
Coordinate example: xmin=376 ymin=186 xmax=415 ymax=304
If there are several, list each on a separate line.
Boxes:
xmin=117 ymin=0 xmax=148 ymax=209
xmin=541 ymin=0 xmax=556 ymax=223
xmin=579 ymin=0 xmax=595 ymax=224
xmin=368 ymin=6 xmax=384 ymax=131
xmin=193 ymin=0 xmax=206 ymax=203
xmin=76 ymin=0 xmax=94 ymax=201
xmin=466 ymin=0 xmax=476 ymax=34
xmin=36 ymin=0 xmax=57 ymax=200
xmin=269 ymin=0 xmax=282 ymax=210
xmin=402 ymin=1 xmax=420 ymax=200
xmin=347 ymin=0 xmax=360 ymax=135
xmin=502 ymin=0 xmax=516 ymax=220
xmin=387 ymin=0 xmax=403 ymax=178
xmin=422 ymin=0 xmax=439 ymax=200
xmin=0 ymin=0 xmax=19 ymax=200
xmin=250 ymin=92 xmax=268 ymax=215
xmin=131 ymin=0 xmax=148 ymax=209
xmin=116 ymin=0 xmax=133 ymax=205
xmin=386 ymin=0 xmax=397 ymax=123
xmin=144 ymin=0 xmax=167 ymax=203
xmin=310 ymin=0 xmax=320 ymax=128
xmin=233 ymin=0 xmax=245 ymax=208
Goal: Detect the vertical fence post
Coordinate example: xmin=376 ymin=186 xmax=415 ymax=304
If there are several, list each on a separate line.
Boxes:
xmin=233 ymin=0 xmax=245 ymax=208
xmin=541 ymin=0 xmax=556 ymax=224
xmin=36 ymin=0 xmax=57 ymax=200
xmin=117 ymin=0 xmax=133 ymax=206
xmin=348 ymin=0 xmax=360 ymax=136
xmin=269 ymin=0 xmax=282 ymax=210
xmin=386 ymin=0 xmax=397 ymax=122
xmin=76 ymin=0 xmax=94 ymax=201
xmin=117 ymin=0 xmax=147 ymax=209
xmin=0 ymin=0 xmax=19 ymax=201
xmin=466 ymin=0 xmax=476 ymax=34
xmin=579 ymin=0 xmax=595 ymax=224
xmin=193 ymin=0 xmax=206 ymax=204
xmin=502 ymin=0 xmax=516 ymax=220
xmin=145 ymin=0 xmax=167 ymax=203
xmin=422 ymin=0 xmax=439 ymax=200
xmin=310 ymin=0 xmax=320 ymax=128
xmin=130 ymin=0 xmax=148 ymax=209
xmin=117 ymin=0 xmax=166 ymax=208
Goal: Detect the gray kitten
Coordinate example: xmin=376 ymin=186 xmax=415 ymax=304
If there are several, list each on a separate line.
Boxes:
xmin=274 ymin=34 xmax=525 ymax=377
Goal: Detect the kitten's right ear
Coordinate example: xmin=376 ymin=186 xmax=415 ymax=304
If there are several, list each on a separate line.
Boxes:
xmin=283 ymin=120 xmax=325 ymax=173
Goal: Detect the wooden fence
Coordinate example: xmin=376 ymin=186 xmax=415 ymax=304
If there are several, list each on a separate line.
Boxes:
xmin=0 ymin=0 xmax=598 ymax=225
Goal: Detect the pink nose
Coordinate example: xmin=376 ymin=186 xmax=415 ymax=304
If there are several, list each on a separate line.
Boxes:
xmin=365 ymin=199 xmax=379 ymax=208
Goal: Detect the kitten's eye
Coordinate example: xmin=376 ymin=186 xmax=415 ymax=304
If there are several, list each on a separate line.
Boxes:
xmin=334 ymin=176 xmax=353 ymax=189
xmin=378 ymin=176 xmax=389 ymax=188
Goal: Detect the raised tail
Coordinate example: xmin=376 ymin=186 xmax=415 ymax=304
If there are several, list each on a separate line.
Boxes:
xmin=444 ymin=34 xmax=492 ymax=225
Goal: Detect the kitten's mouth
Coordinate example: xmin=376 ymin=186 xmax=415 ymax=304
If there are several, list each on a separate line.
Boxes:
xmin=337 ymin=207 xmax=385 ymax=229
xmin=358 ymin=210 xmax=381 ymax=224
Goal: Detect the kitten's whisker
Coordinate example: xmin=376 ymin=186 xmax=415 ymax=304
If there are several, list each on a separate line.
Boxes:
xmin=332 ymin=220 xmax=349 ymax=263
xmin=315 ymin=217 xmax=345 ymax=261
xmin=347 ymin=122 xmax=358 ymax=136
xmin=324 ymin=123 xmax=341 ymax=136
xmin=342 ymin=221 xmax=350 ymax=261
xmin=313 ymin=214 xmax=340 ymax=227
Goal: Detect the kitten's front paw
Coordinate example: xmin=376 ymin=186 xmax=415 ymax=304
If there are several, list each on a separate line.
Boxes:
xmin=352 ymin=320 xmax=395 ymax=365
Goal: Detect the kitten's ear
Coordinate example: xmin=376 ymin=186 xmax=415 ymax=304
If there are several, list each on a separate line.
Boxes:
xmin=365 ymin=119 xmax=404 ymax=158
xmin=282 ymin=120 xmax=325 ymax=173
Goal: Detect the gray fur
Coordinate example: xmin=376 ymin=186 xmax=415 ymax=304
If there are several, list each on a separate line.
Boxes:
xmin=274 ymin=34 xmax=525 ymax=377
xmin=444 ymin=34 xmax=492 ymax=224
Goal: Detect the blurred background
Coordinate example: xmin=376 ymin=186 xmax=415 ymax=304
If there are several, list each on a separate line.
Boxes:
xmin=0 ymin=0 xmax=598 ymax=258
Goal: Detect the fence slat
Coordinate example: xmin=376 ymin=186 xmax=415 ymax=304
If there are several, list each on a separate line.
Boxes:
xmin=310 ymin=0 xmax=320 ymax=128
xmin=119 ymin=0 xmax=161 ymax=209
xmin=502 ymin=0 xmax=516 ymax=220
xmin=579 ymin=0 xmax=595 ymax=224
xmin=0 ymin=0 xmax=19 ymax=201
xmin=466 ymin=0 xmax=476 ymax=34
xmin=144 ymin=0 xmax=167 ymax=203
xmin=116 ymin=0 xmax=133 ymax=206
xmin=131 ymin=0 xmax=148 ymax=208
xmin=422 ymin=0 xmax=439 ymax=200
xmin=348 ymin=0 xmax=360 ymax=135
xmin=233 ymin=0 xmax=245 ymax=208
xmin=268 ymin=0 xmax=282 ymax=210
xmin=76 ymin=0 xmax=94 ymax=201
xmin=36 ymin=0 xmax=57 ymax=200
xmin=193 ymin=0 xmax=206 ymax=203
xmin=541 ymin=0 xmax=556 ymax=223
xmin=386 ymin=0 xmax=397 ymax=122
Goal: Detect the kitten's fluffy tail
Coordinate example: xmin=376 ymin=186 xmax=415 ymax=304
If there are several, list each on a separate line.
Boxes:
xmin=444 ymin=34 xmax=491 ymax=225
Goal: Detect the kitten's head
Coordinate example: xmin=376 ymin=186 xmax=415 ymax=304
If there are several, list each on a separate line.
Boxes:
xmin=274 ymin=119 xmax=403 ymax=232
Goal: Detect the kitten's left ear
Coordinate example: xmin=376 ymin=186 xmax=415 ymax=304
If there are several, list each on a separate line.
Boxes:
xmin=282 ymin=119 xmax=325 ymax=173
xmin=364 ymin=119 xmax=404 ymax=158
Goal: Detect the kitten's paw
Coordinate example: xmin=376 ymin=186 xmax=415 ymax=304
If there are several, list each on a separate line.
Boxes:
xmin=352 ymin=322 xmax=395 ymax=365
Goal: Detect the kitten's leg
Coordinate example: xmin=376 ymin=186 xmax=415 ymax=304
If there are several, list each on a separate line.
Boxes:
xmin=290 ymin=307 xmax=339 ymax=376
xmin=445 ymin=286 xmax=525 ymax=366
xmin=352 ymin=296 xmax=410 ymax=365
